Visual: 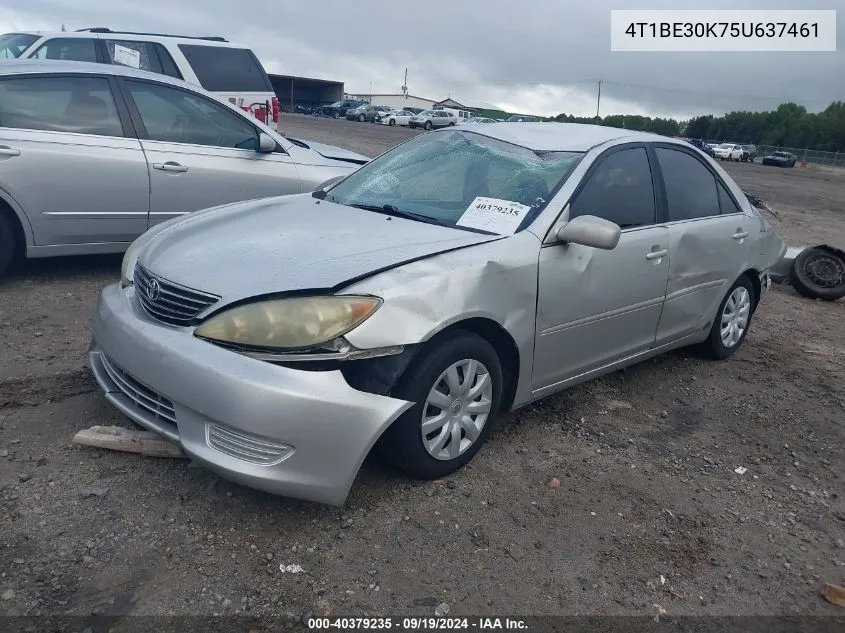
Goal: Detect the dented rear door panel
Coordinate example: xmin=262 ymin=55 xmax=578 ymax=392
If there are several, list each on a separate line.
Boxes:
xmin=655 ymin=214 xmax=757 ymax=345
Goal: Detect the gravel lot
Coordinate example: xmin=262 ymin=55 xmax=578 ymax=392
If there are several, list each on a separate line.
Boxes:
xmin=0 ymin=114 xmax=843 ymax=625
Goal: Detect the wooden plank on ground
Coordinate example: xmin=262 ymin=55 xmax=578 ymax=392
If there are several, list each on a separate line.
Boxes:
xmin=72 ymin=425 xmax=185 ymax=458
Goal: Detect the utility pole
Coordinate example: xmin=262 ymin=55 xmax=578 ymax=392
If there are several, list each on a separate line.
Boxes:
xmin=402 ymin=68 xmax=408 ymax=104
xmin=595 ymin=79 xmax=602 ymax=122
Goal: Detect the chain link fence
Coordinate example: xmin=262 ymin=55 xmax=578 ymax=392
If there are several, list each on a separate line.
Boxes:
xmin=704 ymin=140 xmax=845 ymax=167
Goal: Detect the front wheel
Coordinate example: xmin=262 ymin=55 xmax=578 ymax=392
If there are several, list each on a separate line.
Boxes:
xmin=424 ymin=121 xmax=432 ymax=130
xmin=696 ymin=276 xmax=755 ymax=360
xmin=358 ymin=114 xmax=365 ymax=122
xmin=382 ymin=332 xmax=503 ymax=479
xmin=389 ymin=119 xmax=396 ymax=126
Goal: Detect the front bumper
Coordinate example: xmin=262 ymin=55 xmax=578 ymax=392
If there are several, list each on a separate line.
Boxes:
xmin=89 ymin=284 xmax=413 ymax=506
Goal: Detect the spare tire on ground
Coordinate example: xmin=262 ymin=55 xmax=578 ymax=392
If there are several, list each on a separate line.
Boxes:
xmin=789 ymin=245 xmax=845 ymax=301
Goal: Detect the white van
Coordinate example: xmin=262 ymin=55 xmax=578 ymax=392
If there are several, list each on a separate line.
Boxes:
xmin=433 ymin=106 xmax=473 ymax=124
xmin=0 ymin=28 xmax=280 ymax=126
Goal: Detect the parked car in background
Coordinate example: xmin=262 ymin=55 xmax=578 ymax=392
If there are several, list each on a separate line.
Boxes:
xmin=761 ymin=151 xmax=797 ymax=167
xmin=90 ymin=123 xmax=783 ymax=505
xmin=506 ymin=115 xmax=540 ymax=122
xmin=323 ymin=99 xmax=368 ymax=118
xmin=434 ymin=106 xmax=474 ymax=124
xmin=682 ymin=137 xmax=715 ymax=157
xmin=0 ymin=28 xmax=280 ymax=125
xmin=713 ymin=143 xmax=743 ymax=161
xmin=0 ymin=60 xmax=368 ymax=277
xmin=362 ymin=105 xmax=392 ymax=122
xmin=345 ymin=104 xmax=369 ymax=121
xmin=740 ymin=145 xmax=757 ymax=162
xmin=379 ymin=109 xmax=416 ymax=126
xmin=408 ymin=109 xmax=456 ymax=130
xmin=467 ymin=117 xmax=497 ymax=124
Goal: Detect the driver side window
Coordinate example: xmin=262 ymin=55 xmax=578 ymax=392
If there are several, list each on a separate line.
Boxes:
xmin=126 ymin=80 xmax=259 ymax=150
xmin=569 ymin=147 xmax=656 ymax=229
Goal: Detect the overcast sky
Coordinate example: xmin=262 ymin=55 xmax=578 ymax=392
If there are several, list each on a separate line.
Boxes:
xmin=2 ymin=0 xmax=842 ymax=118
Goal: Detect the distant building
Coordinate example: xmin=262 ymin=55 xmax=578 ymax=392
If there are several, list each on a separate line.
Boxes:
xmin=433 ymin=97 xmax=509 ymax=120
xmin=345 ymin=93 xmax=436 ymax=110
xmin=268 ymin=74 xmax=344 ymax=109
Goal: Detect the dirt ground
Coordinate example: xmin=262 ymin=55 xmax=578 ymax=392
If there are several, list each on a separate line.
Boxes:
xmin=0 ymin=115 xmax=843 ymax=626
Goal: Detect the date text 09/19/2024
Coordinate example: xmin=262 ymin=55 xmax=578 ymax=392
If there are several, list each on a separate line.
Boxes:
xmin=306 ymin=617 xmax=528 ymax=630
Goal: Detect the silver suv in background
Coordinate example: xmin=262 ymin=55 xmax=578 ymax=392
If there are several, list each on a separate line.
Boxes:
xmin=408 ymin=109 xmax=456 ymax=130
xmin=0 ymin=60 xmax=368 ymax=277
xmin=0 ymin=28 xmax=280 ymax=126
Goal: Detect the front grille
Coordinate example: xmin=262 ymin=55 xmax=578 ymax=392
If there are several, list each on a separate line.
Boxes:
xmin=100 ymin=354 xmax=177 ymax=429
xmin=134 ymin=264 xmax=219 ymax=326
xmin=207 ymin=424 xmax=293 ymax=466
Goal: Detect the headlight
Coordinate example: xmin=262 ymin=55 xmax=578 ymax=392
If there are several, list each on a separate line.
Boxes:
xmin=194 ymin=295 xmax=382 ymax=350
xmin=120 ymin=240 xmax=139 ymax=288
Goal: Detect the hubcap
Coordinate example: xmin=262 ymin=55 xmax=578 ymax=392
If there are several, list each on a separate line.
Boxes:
xmin=803 ymin=252 xmax=845 ymax=289
xmin=421 ymin=359 xmax=493 ymax=461
xmin=720 ymin=287 xmax=751 ymax=348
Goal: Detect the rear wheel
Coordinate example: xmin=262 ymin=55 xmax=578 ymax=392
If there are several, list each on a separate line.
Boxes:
xmin=382 ymin=332 xmax=502 ymax=479
xmin=0 ymin=211 xmax=17 ymax=277
xmin=696 ymin=276 xmax=755 ymax=360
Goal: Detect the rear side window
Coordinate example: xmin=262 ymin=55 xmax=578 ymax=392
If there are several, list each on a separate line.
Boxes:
xmin=154 ymin=44 xmax=182 ymax=79
xmin=0 ymin=75 xmax=123 ymax=137
xmin=104 ymin=40 xmax=163 ymax=74
xmin=0 ymin=33 xmax=38 ymax=59
xmin=655 ymin=147 xmax=720 ymax=221
xmin=717 ymin=181 xmax=742 ymax=215
xmin=31 ymin=37 xmax=97 ymax=63
xmin=177 ymin=44 xmax=271 ymax=92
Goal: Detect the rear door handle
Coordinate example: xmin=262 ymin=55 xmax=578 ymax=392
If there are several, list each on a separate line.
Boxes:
xmin=0 ymin=147 xmax=20 ymax=157
xmin=733 ymin=230 xmax=750 ymax=240
xmin=646 ymin=249 xmax=669 ymax=260
xmin=152 ymin=161 xmax=188 ymax=173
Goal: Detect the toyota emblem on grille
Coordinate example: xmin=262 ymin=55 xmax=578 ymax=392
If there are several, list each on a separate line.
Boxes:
xmin=146 ymin=279 xmax=161 ymax=302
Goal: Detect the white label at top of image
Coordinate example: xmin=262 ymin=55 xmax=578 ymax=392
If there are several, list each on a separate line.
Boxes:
xmin=113 ymin=44 xmax=141 ymax=68
xmin=611 ymin=10 xmax=836 ymax=52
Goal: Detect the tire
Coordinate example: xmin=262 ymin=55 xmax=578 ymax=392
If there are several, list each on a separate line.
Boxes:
xmin=389 ymin=119 xmax=395 ymax=126
xmin=449 ymin=122 xmax=455 ymax=126
xmin=0 ymin=211 xmax=17 ymax=277
xmin=382 ymin=331 xmax=503 ymax=480
xmin=696 ymin=276 xmax=756 ymax=360
xmin=424 ymin=121 xmax=432 ymax=130
xmin=789 ymin=247 xmax=845 ymax=302
xmin=357 ymin=114 xmax=365 ymax=122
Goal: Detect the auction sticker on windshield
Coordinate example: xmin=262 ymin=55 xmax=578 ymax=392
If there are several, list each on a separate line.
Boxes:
xmin=457 ymin=197 xmax=531 ymax=234
xmin=113 ymin=44 xmax=141 ymax=68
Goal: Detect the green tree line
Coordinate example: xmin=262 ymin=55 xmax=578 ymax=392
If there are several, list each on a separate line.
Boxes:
xmin=549 ymin=101 xmax=845 ymax=153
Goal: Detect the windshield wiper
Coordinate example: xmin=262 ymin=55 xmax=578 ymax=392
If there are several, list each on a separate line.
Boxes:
xmin=348 ymin=203 xmax=454 ymax=228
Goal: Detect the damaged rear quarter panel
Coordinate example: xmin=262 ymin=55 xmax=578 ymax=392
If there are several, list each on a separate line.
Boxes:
xmin=340 ymin=230 xmax=542 ymax=409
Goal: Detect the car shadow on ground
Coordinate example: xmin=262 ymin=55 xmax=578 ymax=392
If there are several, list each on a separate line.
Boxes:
xmin=2 ymin=253 xmax=122 ymax=283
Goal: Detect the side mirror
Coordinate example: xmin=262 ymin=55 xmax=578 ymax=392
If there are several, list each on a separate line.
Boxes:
xmin=556 ymin=215 xmax=621 ymax=250
xmin=257 ymin=132 xmax=276 ymax=153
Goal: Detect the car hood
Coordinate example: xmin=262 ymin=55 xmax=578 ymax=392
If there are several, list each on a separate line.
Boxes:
xmin=137 ymin=195 xmax=501 ymax=305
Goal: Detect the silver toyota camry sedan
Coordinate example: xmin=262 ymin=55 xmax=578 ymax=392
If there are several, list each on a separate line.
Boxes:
xmin=90 ymin=123 xmax=785 ymax=505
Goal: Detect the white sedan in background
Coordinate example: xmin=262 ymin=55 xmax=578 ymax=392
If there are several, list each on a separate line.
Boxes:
xmin=713 ymin=143 xmax=744 ymax=161
xmin=379 ymin=109 xmax=416 ymax=126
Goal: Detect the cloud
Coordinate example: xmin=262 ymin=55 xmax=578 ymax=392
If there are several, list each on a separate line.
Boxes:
xmin=2 ymin=0 xmax=842 ymax=119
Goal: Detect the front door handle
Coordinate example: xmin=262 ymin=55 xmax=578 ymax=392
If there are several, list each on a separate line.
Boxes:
xmin=0 ymin=147 xmax=20 ymax=157
xmin=646 ymin=248 xmax=669 ymax=260
xmin=733 ymin=230 xmax=750 ymax=240
xmin=152 ymin=161 xmax=188 ymax=173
